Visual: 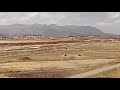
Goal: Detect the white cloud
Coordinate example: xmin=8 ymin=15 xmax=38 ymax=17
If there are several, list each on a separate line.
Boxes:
xmin=96 ymin=22 xmax=112 ymax=26
xmin=1 ymin=12 xmax=120 ymax=34
xmin=18 ymin=12 xmax=39 ymax=22
xmin=27 ymin=12 xmax=38 ymax=17
xmin=1 ymin=19 xmax=7 ymax=22
xmin=0 ymin=19 xmax=8 ymax=25
xmin=107 ymin=12 xmax=120 ymax=18
xmin=114 ymin=19 xmax=120 ymax=23
xmin=0 ymin=14 xmax=7 ymax=16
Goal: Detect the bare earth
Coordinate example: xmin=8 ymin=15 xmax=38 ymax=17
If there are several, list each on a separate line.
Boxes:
xmin=70 ymin=63 xmax=120 ymax=78
xmin=87 ymin=67 xmax=120 ymax=78
xmin=0 ymin=36 xmax=120 ymax=78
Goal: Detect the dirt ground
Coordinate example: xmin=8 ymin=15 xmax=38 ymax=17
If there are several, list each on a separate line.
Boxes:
xmin=87 ymin=68 xmax=120 ymax=78
xmin=0 ymin=36 xmax=120 ymax=78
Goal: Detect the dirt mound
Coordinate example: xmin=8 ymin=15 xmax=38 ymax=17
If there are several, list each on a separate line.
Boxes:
xmin=78 ymin=54 xmax=81 ymax=56
xmin=64 ymin=54 xmax=67 ymax=56
xmin=17 ymin=57 xmax=32 ymax=61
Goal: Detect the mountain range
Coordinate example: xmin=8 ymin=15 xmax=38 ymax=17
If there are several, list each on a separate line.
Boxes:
xmin=0 ymin=24 xmax=116 ymax=36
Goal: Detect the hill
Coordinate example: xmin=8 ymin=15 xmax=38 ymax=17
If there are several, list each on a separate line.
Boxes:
xmin=0 ymin=24 xmax=115 ymax=36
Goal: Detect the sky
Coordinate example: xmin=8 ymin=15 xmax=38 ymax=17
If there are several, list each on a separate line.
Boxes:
xmin=0 ymin=12 xmax=120 ymax=34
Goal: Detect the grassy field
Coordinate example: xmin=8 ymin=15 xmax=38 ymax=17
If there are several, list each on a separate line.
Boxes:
xmin=0 ymin=36 xmax=120 ymax=78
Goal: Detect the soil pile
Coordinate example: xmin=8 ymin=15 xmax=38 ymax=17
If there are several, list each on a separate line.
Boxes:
xmin=17 ymin=57 xmax=32 ymax=61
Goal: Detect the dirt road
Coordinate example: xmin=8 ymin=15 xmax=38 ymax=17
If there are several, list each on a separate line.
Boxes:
xmin=69 ymin=63 xmax=120 ymax=78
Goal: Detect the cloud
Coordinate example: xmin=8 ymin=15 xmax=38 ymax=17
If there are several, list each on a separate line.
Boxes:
xmin=17 ymin=12 xmax=70 ymax=24
xmin=114 ymin=19 xmax=120 ymax=23
xmin=1 ymin=19 xmax=7 ymax=22
xmin=0 ymin=14 xmax=8 ymax=16
xmin=27 ymin=12 xmax=38 ymax=17
xmin=0 ymin=12 xmax=113 ymax=26
xmin=96 ymin=22 xmax=112 ymax=26
xmin=108 ymin=12 xmax=120 ymax=18
xmin=18 ymin=12 xmax=39 ymax=23
xmin=1 ymin=12 xmax=120 ymax=34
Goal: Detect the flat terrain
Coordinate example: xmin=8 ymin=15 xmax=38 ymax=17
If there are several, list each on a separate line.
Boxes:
xmin=87 ymin=67 xmax=120 ymax=78
xmin=70 ymin=63 xmax=120 ymax=78
xmin=0 ymin=36 xmax=120 ymax=78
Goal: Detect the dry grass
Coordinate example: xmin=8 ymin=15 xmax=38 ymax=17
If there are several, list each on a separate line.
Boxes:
xmin=0 ymin=36 xmax=120 ymax=78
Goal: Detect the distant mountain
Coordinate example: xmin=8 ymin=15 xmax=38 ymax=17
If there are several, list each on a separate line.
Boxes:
xmin=0 ymin=24 xmax=116 ymax=36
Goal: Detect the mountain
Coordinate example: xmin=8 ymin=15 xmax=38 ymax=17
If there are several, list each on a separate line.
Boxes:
xmin=0 ymin=24 xmax=114 ymax=36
